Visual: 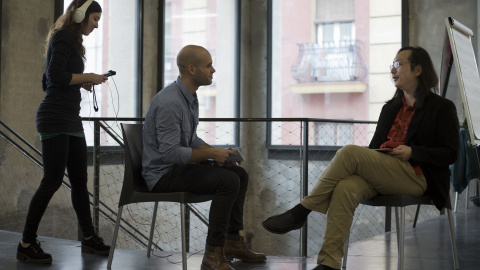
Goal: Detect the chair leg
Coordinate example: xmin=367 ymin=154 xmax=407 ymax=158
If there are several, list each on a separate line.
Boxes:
xmin=466 ymin=185 xmax=469 ymax=210
xmin=395 ymin=207 xmax=405 ymax=270
xmin=181 ymin=203 xmax=188 ymax=270
xmin=107 ymin=206 xmax=124 ymax=269
xmin=394 ymin=207 xmax=400 ymax=245
xmin=385 ymin=206 xmax=392 ymax=232
xmin=342 ymin=233 xmax=350 ymax=269
xmin=147 ymin=202 xmax=159 ymax=257
xmin=399 ymin=207 xmax=405 ymax=270
xmin=393 ymin=207 xmax=401 ymax=269
xmin=447 ymin=209 xmax=460 ymax=269
xmin=413 ymin=204 xmax=421 ymax=228
xmin=454 ymin=192 xmax=459 ymax=213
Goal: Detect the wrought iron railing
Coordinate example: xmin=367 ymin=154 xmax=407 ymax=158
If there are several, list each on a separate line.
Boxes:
xmin=291 ymin=40 xmax=368 ymax=83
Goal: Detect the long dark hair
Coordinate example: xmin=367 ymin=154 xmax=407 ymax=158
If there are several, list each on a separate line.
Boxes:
xmin=387 ymin=46 xmax=439 ymax=108
xmin=44 ymin=0 xmax=102 ymax=60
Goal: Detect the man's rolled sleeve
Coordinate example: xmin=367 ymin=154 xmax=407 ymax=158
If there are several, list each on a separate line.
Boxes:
xmin=192 ymin=135 xmax=206 ymax=149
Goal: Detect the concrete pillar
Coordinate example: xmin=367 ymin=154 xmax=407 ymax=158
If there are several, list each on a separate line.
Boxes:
xmin=0 ymin=0 xmax=51 ymax=144
xmin=142 ymin=0 xmax=159 ymax=116
xmin=0 ymin=0 xmax=83 ymax=240
xmin=409 ymin=0 xmax=477 ymax=79
xmin=238 ymin=0 xmax=272 ymax=252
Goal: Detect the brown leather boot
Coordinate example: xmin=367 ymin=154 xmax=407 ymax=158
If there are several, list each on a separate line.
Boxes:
xmin=224 ymin=236 xmax=266 ymax=262
xmin=201 ymin=246 xmax=234 ymax=270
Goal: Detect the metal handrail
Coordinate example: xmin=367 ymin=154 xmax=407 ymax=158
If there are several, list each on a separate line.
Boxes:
xmin=1 ymin=117 xmax=378 ymax=256
xmin=81 ymin=116 xmax=377 ymax=124
xmin=84 ymin=117 xmax=376 ymax=256
xmin=0 ymin=120 xmax=164 ymax=251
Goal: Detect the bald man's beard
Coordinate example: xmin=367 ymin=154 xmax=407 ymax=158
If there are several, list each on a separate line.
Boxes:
xmin=193 ymin=74 xmax=213 ymax=87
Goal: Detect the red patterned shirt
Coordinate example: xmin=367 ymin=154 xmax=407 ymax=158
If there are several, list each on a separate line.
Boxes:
xmin=380 ymin=98 xmax=423 ymax=176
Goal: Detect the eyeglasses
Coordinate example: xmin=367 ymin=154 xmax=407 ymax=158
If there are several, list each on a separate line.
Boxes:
xmin=389 ymin=61 xmax=410 ymax=70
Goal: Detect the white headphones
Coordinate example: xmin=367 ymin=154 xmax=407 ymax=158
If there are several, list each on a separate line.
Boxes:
xmin=73 ymin=0 xmax=94 ymax=23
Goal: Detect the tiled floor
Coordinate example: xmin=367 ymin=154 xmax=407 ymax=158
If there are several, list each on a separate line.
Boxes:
xmin=2 ymin=206 xmax=479 ymax=270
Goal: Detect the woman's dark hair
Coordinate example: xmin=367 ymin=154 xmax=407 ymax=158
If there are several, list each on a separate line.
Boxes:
xmin=387 ymin=46 xmax=439 ymax=108
xmin=44 ymin=0 xmax=102 ymax=60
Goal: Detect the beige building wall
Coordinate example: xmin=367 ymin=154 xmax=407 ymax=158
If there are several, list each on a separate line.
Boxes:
xmin=368 ymin=0 xmax=402 ymax=122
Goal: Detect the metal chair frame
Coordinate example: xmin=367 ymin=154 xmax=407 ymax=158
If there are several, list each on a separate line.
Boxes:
xmin=342 ymin=195 xmax=459 ymax=270
xmin=107 ymin=123 xmax=213 ymax=270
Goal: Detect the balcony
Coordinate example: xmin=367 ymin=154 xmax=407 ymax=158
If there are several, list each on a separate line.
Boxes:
xmin=291 ymin=40 xmax=367 ymax=84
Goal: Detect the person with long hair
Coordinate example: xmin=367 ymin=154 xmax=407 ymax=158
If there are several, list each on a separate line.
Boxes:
xmin=262 ymin=46 xmax=460 ymax=270
xmin=17 ymin=0 xmax=110 ymax=264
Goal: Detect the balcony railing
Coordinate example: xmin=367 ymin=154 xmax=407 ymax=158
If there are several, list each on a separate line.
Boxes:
xmin=291 ymin=40 xmax=368 ymax=83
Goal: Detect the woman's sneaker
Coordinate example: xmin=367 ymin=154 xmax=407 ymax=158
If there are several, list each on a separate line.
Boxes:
xmin=81 ymin=235 xmax=110 ymax=256
xmin=17 ymin=240 xmax=52 ymax=264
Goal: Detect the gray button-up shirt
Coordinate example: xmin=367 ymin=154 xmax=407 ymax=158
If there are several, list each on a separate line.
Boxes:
xmin=142 ymin=78 xmax=205 ymax=190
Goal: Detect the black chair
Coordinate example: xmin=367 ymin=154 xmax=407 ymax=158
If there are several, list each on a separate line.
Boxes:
xmin=107 ymin=123 xmax=214 ymax=270
xmin=342 ymin=195 xmax=459 ymax=270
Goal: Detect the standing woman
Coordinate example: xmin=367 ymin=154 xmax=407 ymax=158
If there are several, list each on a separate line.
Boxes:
xmin=17 ymin=0 xmax=110 ymax=264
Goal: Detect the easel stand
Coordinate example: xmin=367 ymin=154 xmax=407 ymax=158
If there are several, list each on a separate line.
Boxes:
xmin=441 ymin=17 xmax=480 ymax=212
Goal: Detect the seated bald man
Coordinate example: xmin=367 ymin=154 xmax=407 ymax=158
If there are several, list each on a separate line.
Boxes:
xmin=142 ymin=45 xmax=266 ymax=270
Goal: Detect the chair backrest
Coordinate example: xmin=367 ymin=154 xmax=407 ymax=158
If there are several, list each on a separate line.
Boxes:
xmin=119 ymin=123 xmax=149 ymax=206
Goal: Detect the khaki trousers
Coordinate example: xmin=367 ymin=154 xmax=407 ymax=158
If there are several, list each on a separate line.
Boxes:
xmin=301 ymin=145 xmax=427 ymax=269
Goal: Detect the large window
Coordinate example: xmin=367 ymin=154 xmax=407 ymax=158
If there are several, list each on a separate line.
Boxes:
xmin=270 ymin=0 xmax=402 ymax=146
xmin=63 ymin=0 xmax=138 ymax=144
xmin=163 ymin=0 xmax=238 ymax=145
xmin=65 ymin=0 xmax=138 ymax=118
xmin=163 ymin=0 xmax=237 ymax=119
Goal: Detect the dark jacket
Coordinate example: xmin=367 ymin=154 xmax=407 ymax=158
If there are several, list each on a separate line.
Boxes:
xmin=450 ymin=129 xmax=479 ymax=193
xmin=36 ymin=29 xmax=84 ymax=133
xmin=369 ymin=93 xmax=459 ymax=210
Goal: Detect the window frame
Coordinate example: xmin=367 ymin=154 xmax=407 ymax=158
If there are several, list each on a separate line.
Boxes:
xmin=78 ymin=0 xmax=240 ymax=165
xmin=56 ymin=0 xmax=144 ymax=163
xmin=58 ymin=0 xmax=144 ymax=117
xmin=158 ymin=0 xmax=242 ymax=145
xmin=266 ymin=0 xmax=409 ymax=151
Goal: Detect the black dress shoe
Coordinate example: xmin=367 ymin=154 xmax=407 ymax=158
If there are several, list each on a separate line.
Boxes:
xmin=311 ymin=264 xmax=339 ymax=270
xmin=262 ymin=210 xmax=306 ymax=234
xmin=17 ymin=240 xmax=52 ymax=264
xmin=81 ymin=235 xmax=110 ymax=256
